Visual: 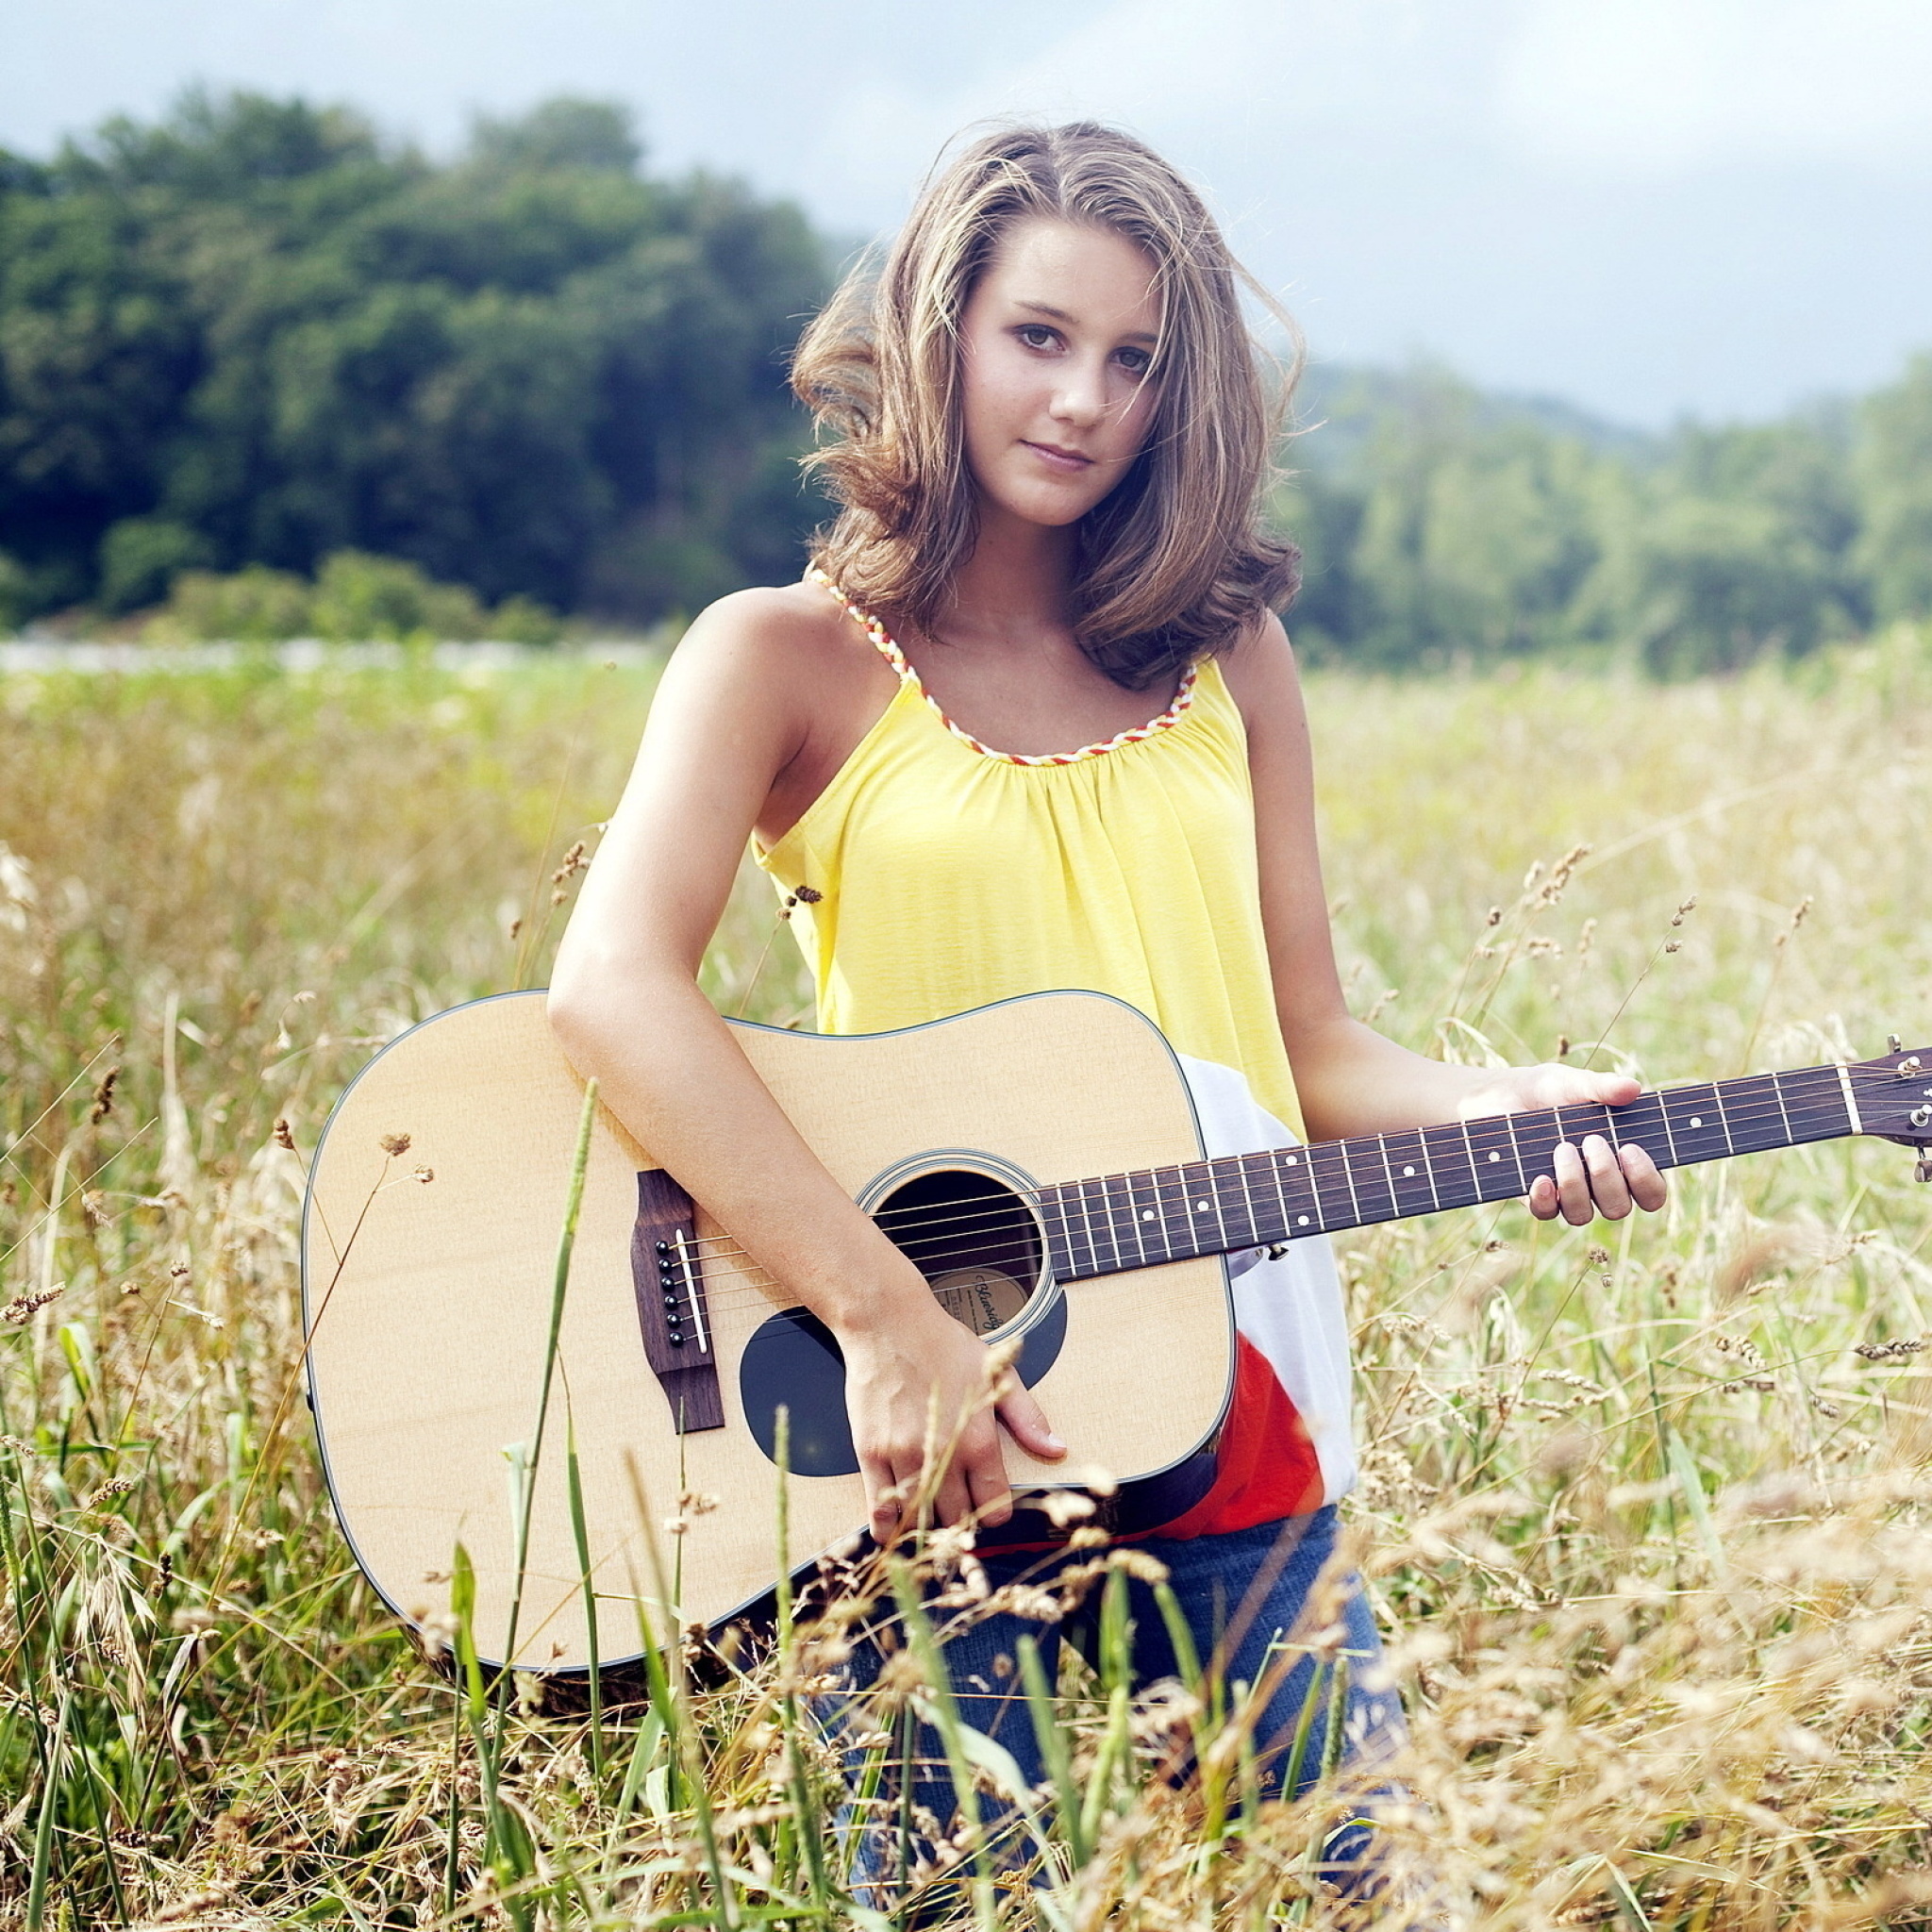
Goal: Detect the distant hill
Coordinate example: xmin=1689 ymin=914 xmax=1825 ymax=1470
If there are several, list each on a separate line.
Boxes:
xmin=1288 ymin=362 xmax=1659 ymax=476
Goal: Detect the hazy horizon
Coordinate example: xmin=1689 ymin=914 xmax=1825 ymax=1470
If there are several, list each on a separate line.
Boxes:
xmin=5 ymin=0 xmax=1931 ymax=429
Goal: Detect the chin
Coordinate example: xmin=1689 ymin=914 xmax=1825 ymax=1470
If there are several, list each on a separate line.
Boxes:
xmin=992 ymin=478 xmax=1109 ymax=529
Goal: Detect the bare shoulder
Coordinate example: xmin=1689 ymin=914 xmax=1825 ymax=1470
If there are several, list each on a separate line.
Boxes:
xmin=1214 ymin=608 xmax=1307 ymax=735
xmin=670 ymin=581 xmax=857 ymax=687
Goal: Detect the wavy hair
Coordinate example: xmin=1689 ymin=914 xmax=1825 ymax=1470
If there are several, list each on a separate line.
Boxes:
xmin=791 ymin=122 xmax=1301 ymax=690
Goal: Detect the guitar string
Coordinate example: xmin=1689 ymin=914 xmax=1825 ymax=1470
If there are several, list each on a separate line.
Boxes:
xmin=659 ymin=1074 xmax=1873 ymax=1276
xmin=658 ymin=1078 xmax=1878 ymax=1280
xmin=631 ymin=1083 xmax=1880 ymax=1316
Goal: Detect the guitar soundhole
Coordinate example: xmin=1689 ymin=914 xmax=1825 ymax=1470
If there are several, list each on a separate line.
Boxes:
xmin=738 ymin=1164 xmax=1064 ymax=1477
xmin=874 ymin=1169 xmax=1042 ymax=1337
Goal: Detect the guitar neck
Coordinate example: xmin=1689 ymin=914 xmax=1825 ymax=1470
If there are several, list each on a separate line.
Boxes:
xmin=1039 ymin=1058 xmax=1894 ymax=1283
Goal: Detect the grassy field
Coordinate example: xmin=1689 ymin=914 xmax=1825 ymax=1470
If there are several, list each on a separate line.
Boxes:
xmin=3 ymin=635 xmax=1932 ymax=1928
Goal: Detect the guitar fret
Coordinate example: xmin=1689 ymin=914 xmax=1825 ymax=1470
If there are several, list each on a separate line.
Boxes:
xmin=1104 ymin=1173 xmax=1141 ymax=1270
xmin=1042 ymin=1185 xmax=1082 ymax=1280
xmin=1159 ymin=1162 xmax=1193 ymax=1258
xmin=1720 ymin=1074 xmax=1784 ymax=1157
xmin=1232 ymin=1153 xmax=1271 ymax=1248
xmin=1508 ymin=1108 xmax=1566 ymax=1194
xmin=1083 ymin=1179 xmax=1107 ymax=1276
xmin=1659 ymin=1083 xmax=1728 ymax=1166
xmin=1418 ymin=1121 xmax=1477 ymax=1211
xmin=1462 ymin=1117 xmax=1519 ymax=1202
xmin=1099 ymin=1175 xmax=1124 ymax=1273
xmin=1308 ymin=1140 xmax=1353 ymax=1232
xmin=1774 ymin=1067 xmax=1844 ymax=1143
xmin=1382 ymin=1127 xmax=1437 ymax=1219
xmin=1346 ymin=1137 xmax=1397 ymax=1226
xmin=1126 ymin=1168 xmax=1165 ymax=1264
xmin=1207 ymin=1156 xmax=1235 ymax=1252
xmin=1273 ymin=1145 xmax=1322 ymax=1237
xmin=1505 ymin=1115 xmax=1528 ymax=1195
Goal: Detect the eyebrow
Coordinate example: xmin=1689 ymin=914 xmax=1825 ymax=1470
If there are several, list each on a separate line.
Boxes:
xmin=1013 ymin=299 xmax=1158 ymax=346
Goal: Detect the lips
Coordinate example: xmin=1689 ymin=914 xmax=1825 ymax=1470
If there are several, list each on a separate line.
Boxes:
xmin=1022 ymin=441 xmax=1094 ymax=471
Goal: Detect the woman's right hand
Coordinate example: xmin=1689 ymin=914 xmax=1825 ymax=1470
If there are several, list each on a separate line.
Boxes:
xmin=838 ymin=1290 xmax=1066 ymax=1539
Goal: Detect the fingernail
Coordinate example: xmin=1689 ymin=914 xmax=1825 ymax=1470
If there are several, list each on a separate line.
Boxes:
xmin=1044 ymin=1434 xmax=1066 ymax=1453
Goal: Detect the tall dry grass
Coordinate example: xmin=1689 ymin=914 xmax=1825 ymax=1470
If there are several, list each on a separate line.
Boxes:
xmin=1 ymin=633 xmax=1930 ymax=1927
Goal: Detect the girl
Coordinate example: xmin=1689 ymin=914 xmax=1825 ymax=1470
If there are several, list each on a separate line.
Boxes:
xmin=549 ymin=122 xmax=1663 ymax=1890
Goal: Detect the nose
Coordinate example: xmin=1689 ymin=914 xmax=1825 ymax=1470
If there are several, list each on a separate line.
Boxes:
xmin=1049 ymin=353 xmax=1110 ymax=427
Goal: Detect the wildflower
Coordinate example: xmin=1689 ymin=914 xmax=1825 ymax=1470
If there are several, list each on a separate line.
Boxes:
xmin=90 ymin=1065 xmax=119 ymax=1123
xmin=379 ymin=1132 xmax=411 ymax=1157
xmin=274 ymin=1118 xmax=296 ymax=1151
xmin=83 ymin=1476 xmax=136 ymax=1510
xmin=3 ymin=1287 xmax=62 ymax=1324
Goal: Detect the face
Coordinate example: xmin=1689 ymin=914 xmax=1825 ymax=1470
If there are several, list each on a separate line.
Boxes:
xmin=956 ymin=216 xmax=1163 ymax=530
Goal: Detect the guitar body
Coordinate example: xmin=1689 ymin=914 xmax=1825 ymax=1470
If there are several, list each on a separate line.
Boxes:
xmin=303 ymin=990 xmax=1234 ymax=1668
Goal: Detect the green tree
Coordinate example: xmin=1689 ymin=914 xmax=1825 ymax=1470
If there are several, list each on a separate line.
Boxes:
xmin=1856 ymin=355 xmax=1932 ymax=623
xmin=0 ymin=91 xmax=830 ymax=625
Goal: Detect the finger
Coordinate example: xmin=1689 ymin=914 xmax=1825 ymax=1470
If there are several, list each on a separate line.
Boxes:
xmin=996 ymin=1380 xmax=1067 ymax=1461
xmin=1527 ymin=1173 xmax=1560 ymax=1221
xmin=1582 ymin=1133 xmax=1633 ymax=1220
xmin=933 ymin=1460 xmax=974 ymax=1530
xmin=1553 ymin=1140 xmax=1594 ymax=1226
xmin=964 ymin=1438 xmax=1015 ymax=1528
xmin=1621 ymin=1142 xmax=1667 ymax=1212
xmin=861 ymin=1456 xmax=902 ymax=1543
xmin=1586 ymin=1072 xmax=1641 ymax=1107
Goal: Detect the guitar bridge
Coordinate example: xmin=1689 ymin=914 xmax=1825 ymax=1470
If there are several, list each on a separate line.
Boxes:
xmin=629 ymin=1171 xmax=725 ymax=1432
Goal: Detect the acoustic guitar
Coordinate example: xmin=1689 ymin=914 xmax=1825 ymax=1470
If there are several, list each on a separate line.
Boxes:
xmin=302 ymin=989 xmax=1932 ymax=1669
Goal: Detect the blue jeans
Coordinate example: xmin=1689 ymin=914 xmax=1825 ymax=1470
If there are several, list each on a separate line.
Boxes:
xmin=815 ymin=1506 xmax=1407 ymax=1904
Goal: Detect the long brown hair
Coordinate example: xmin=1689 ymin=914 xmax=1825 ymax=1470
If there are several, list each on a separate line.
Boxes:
xmin=791 ymin=122 xmax=1300 ymax=690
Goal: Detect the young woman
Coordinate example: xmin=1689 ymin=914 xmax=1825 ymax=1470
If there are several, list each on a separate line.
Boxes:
xmin=549 ymin=122 xmax=1664 ymax=1885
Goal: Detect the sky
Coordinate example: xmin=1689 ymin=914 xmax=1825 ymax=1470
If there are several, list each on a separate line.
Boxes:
xmin=4 ymin=0 xmax=1930 ymax=426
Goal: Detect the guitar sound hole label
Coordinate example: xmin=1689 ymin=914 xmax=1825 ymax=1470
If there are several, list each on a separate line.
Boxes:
xmin=930 ymin=1267 xmax=1028 ymax=1336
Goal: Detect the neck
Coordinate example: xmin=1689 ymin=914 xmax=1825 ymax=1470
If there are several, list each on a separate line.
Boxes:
xmin=944 ymin=498 xmax=1076 ymax=643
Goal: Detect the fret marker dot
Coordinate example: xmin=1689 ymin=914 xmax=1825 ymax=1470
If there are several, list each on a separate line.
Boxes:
xmin=1194 ymin=1201 xmax=1209 ymax=1213
xmin=1402 ymin=1164 xmax=1415 ymax=1176
xmin=1488 ymin=1150 xmax=1501 ymax=1162
xmin=1285 ymin=1155 xmax=1299 ymax=1166
xmin=1690 ymin=1116 xmax=1703 ymax=1128
xmin=1141 ymin=1208 xmax=1156 ymax=1222
xmin=1297 ymin=1215 xmax=1309 ymax=1226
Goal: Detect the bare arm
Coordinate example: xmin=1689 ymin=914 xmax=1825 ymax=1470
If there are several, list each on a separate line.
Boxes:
xmin=547 ymin=591 xmax=1060 ymax=1536
xmin=1224 ymin=615 xmax=1665 ymax=1226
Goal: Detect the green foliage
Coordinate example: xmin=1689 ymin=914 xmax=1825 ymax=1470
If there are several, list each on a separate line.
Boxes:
xmin=1279 ymin=366 xmax=1917 ymax=674
xmin=1855 ymin=353 xmax=1932 ymax=623
xmin=142 ymin=548 xmax=566 ymax=642
xmin=97 ymin=515 xmax=213 ymax=612
xmin=0 ymin=89 xmax=832 ymax=627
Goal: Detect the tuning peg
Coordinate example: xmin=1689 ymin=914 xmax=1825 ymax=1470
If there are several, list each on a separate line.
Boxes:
xmin=1916 ymin=1148 xmax=1932 ymax=1184
xmin=1890 ymin=1034 xmax=1906 ymax=1055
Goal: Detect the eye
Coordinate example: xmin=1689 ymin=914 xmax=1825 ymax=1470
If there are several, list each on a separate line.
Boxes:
xmin=1014 ymin=324 xmax=1060 ymax=352
xmin=1115 ymin=346 xmax=1154 ymax=376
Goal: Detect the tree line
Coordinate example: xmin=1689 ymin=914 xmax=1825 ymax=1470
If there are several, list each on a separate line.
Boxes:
xmin=2 ymin=90 xmax=1930 ymax=666
xmin=0 ymin=91 xmax=831 ymax=631
xmin=1281 ymin=359 xmax=1932 ymax=673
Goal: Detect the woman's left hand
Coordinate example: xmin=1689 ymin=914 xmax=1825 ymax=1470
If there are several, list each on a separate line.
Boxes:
xmin=1458 ymin=1065 xmax=1669 ymax=1226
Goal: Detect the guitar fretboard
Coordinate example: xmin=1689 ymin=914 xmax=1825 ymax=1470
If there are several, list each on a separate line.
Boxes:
xmin=1037 ymin=1062 xmax=1874 ymax=1283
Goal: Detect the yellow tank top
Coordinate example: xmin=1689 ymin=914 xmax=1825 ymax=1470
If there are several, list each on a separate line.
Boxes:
xmin=755 ymin=573 xmax=1305 ymax=1141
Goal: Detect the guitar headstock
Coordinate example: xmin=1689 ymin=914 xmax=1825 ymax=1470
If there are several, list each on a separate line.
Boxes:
xmin=1849 ymin=1042 xmax=1932 ymax=1152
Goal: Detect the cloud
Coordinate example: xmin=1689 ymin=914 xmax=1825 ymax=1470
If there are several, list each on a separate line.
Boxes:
xmin=1499 ymin=0 xmax=1932 ymax=175
xmin=807 ymin=0 xmax=1501 ymax=229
